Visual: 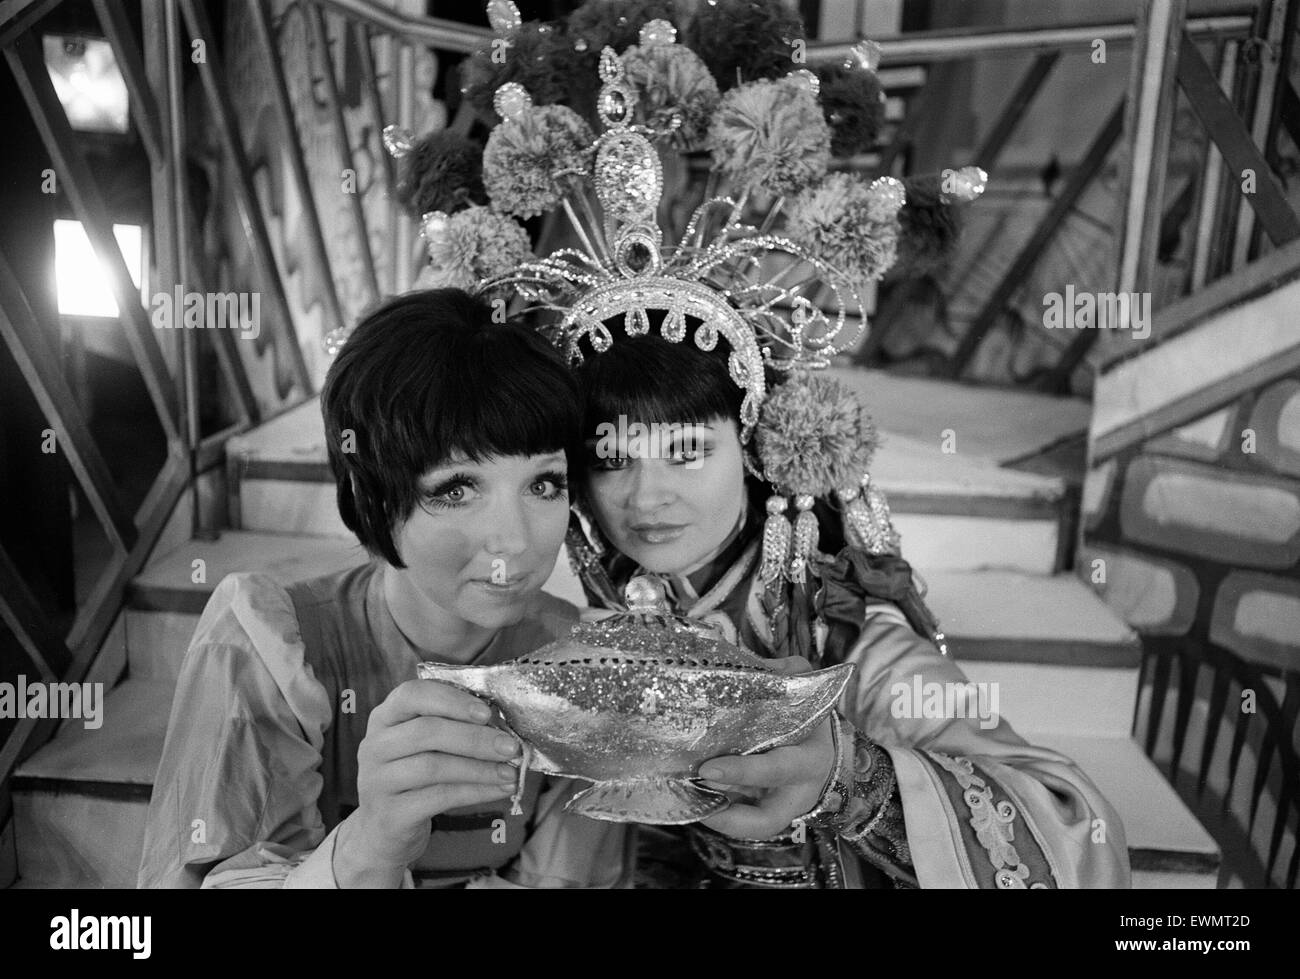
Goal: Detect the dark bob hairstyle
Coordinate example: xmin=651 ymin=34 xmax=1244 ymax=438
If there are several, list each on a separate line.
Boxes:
xmin=321 ymin=288 xmax=582 ymax=567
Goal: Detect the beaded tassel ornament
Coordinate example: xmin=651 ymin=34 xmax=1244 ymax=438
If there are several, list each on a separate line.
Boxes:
xmin=369 ymin=0 xmax=986 ymax=597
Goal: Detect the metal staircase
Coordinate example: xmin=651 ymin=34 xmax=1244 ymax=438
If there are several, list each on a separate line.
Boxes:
xmin=11 ymin=0 xmax=1300 ymax=889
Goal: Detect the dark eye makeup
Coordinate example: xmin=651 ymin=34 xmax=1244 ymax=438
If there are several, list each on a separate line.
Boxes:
xmin=418 ymin=466 xmax=568 ymax=511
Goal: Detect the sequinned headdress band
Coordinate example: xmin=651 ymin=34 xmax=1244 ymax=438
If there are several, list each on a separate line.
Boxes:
xmin=368 ymin=0 xmax=986 ymax=588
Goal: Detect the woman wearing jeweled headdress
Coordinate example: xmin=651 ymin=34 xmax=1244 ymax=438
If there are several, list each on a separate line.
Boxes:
xmin=381 ymin=0 xmax=1130 ymax=888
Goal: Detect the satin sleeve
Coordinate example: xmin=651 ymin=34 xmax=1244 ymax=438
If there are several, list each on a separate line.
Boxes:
xmin=136 ymin=573 xmax=409 ymax=889
xmin=837 ymin=601 xmax=1132 ymax=889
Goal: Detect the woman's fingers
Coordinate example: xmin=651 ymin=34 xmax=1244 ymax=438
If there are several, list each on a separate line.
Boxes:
xmin=701 ymin=800 xmax=799 ymax=840
xmin=376 ymin=752 xmax=520 ymax=794
xmin=698 ymin=746 xmax=806 ymax=789
xmin=369 ymin=679 xmax=493 ymax=730
xmin=766 ymin=656 xmax=814 ymax=676
xmin=390 ymin=782 xmax=516 ymax=826
xmin=365 ymin=714 xmax=522 ymax=765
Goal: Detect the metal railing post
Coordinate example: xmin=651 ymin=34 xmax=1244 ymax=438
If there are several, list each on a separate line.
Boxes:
xmin=395 ymin=39 xmax=415 ymax=293
xmin=1116 ymin=0 xmax=1188 ymax=305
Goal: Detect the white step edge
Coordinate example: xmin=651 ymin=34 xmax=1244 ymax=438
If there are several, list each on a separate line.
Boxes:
xmin=1092 ymin=276 xmax=1300 ymax=453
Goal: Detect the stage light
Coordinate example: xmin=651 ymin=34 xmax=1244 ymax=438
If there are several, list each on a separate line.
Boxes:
xmin=54 ymin=219 xmax=143 ymax=318
xmin=43 ymin=34 xmax=129 ymax=134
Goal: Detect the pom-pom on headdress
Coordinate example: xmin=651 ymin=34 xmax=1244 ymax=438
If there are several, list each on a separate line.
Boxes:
xmin=367 ymin=0 xmax=986 ymax=592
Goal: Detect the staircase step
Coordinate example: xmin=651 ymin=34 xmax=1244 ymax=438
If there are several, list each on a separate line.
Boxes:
xmin=1032 ymin=734 xmax=1221 ymax=888
xmin=893 ymin=513 xmax=1061 ymax=574
xmin=127 ymin=530 xmax=368 ymax=615
xmin=872 ymin=432 xmax=1067 ymax=573
xmin=124 ymin=531 xmax=366 ymax=682
xmin=225 ymin=399 xmax=348 ymax=538
xmin=11 ymin=678 xmax=170 ymax=888
xmin=926 ymin=569 xmax=1139 ymax=666
xmin=899 ymin=569 xmax=1142 ymax=740
xmin=828 ymin=367 xmax=1092 ymax=466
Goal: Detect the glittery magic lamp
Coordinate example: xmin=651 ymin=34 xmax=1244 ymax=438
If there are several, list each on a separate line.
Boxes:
xmin=417 ymin=576 xmax=854 ymax=824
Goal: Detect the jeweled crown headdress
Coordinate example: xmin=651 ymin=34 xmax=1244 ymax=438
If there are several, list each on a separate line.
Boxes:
xmin=373 ymin=0 xmax=986 ymax=590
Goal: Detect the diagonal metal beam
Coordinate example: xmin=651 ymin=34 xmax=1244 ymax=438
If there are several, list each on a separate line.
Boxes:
xmin=973 ymin=51 xmax=1060 ymax=171
xmin=1280 ymin=81 xmax=1300 ymax=150
xmin=247 ymin=0 xmax=347 ymax=342
xmin=1178 ymin=30 xmax=1300 ymax=246
xmin=179 ymin=0 xmax=313 ymax=396
xmin=12 ymin=450 xmax=187 ymax=785
xmin=1231 ymin=0 xmax=1296 ymax=269
xmin=1039 ymin=176 xmax=1197 ymax=391
xmin=0 ymin=545 xmax=73 ymax=685
xmin=307 ymin=3 xmax=380 ymax=305
xmin=0 ymin=0 xmax=61 ymax=48
xmin=64 ymin=450 xmax=185 ymax=661
xmin=5 ymin=32 xmax=181 ymax=446
xmin=314 ymin=0 xmax=490 ymax=51
xmin=353 ymin=21 xmax=396 ymax=294
xmin=355 ymin=22 xmax=396 ymax=204
xmin=90 ymin=0 xmax=163 ymax=166
xmin=1190 ymin=39 xmax=1237 ymax=292
xmin=191 ymin=261 xmax=260 ymax=427
xmin=947 ymin=100 xmax=1125 ymax=379
xmin=0 ymin=249 xmax=138 ymax=554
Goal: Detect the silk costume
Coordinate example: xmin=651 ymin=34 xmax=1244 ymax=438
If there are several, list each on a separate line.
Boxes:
xmin=570 ymin=507 xmax=1132 ymax=889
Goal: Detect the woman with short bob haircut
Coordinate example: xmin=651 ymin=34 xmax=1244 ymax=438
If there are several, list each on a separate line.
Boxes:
xmin=140 ymin=289 xmax=626 ymax=889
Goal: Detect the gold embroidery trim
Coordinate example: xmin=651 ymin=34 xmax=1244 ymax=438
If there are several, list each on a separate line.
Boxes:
xmin=927 ymin=752 xmax=1048 ymax=889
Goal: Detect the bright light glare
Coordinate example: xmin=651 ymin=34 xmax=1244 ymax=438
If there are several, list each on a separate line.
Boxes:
xmin=54 ymin=220 xmax=143 ymax=317
xmin=43 ymin=35 xmax=129 ymax=133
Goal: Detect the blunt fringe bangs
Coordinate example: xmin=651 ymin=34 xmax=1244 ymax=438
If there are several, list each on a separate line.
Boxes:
xmin=575 ymin=316 xmax=744 ymax=439
xmin=321 ymin=288 xmax=581 ymax=567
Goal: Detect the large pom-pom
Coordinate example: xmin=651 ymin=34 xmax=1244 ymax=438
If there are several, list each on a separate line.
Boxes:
xmin=755 ymin=373 xmax=879 ymax=497
xmin=462 ymin=22 xmax=584 ymax=122
xmin=708 ymin=76 xmax=830 ymax=196
xmin=422 ymin=206 xmax=532 ymax=290
xmin=814 ymin=63 xmax=886 ymax=157
xmin=567 ymin=0 xmax=680 ymax=53
xmin=892 ymin=173 xmax=965 ymax=276
xmin=684 ymin=0 xmax=804 ymax=91
xmin=786 ymin=172 xmax=905 ymax=286
xmin=621 ymin=42 xmax=719 ymax=148
xmin=396 ymin=130 xmax=486 ymax=219
xmin=482 ymin=104 xmax=594 ymax=218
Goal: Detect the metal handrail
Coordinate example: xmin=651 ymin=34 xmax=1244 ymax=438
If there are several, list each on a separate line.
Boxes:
xmin=313 ymin=0 xmax=491 ymax=50
xmin=811 ymin=15 xmax=1254 ymax=64
xmin=304 ymin=0 xmax=1252 ymax=60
